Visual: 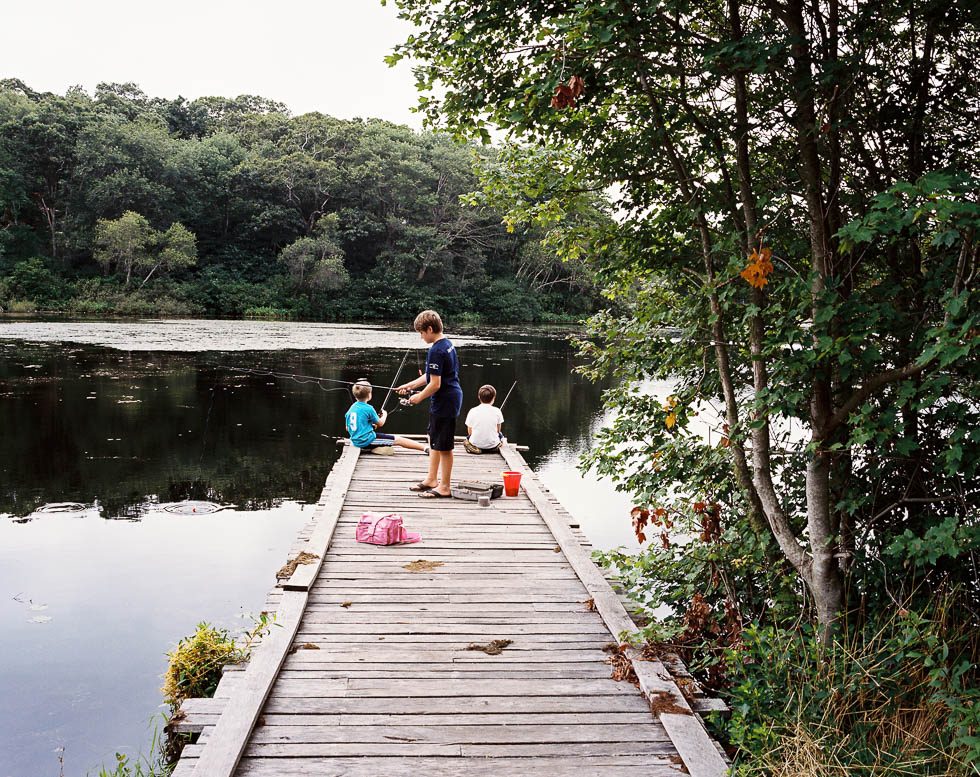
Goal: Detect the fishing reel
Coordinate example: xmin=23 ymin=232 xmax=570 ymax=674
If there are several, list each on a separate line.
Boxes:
xmin=398 ymin=390 xmax=422 ymax=408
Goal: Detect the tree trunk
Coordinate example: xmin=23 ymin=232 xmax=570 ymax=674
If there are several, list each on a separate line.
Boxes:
xmin=806 ymin=452 xmax=845 ymax=640
xmin=786 ymin=0 xmax=846 ymax=639
xmin=139 ymin=264 xmax=160 ymax=290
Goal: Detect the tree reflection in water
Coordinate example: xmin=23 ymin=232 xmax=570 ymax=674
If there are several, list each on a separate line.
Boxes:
xmin=0 ymin=330 xmax=607 ymax=520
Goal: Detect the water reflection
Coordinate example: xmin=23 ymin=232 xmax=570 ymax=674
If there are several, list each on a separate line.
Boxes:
xmin=0 ymin=320 xmax=630 ymax=777
xmin=0 ymin=331 xmax=606 ymax=521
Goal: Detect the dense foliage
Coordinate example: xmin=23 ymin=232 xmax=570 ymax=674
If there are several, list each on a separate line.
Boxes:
xmin=0 ymin=79 xmax=601 ymax=321
xmin=388 ymin=0 xmax=979 ymax=770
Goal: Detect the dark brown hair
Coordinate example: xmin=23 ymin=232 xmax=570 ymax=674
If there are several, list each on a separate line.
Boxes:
xmin=478 ymin=385 xmax=496 ymax=404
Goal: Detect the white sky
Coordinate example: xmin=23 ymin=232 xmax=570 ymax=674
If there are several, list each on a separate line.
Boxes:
xmin=0 ymin=0 xmax=423 ymax=127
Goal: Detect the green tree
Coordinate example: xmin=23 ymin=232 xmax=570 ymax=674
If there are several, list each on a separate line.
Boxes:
xmin=140 ymin=221 xmax=197 ymax=288
xmin=0 ymin=78 xmax=601 ymax=320
xmin=5 ymin=257 xmax=64 ymax=303
xmin=278 ymin=215 xmax=348 ymax=297
xmin=94 ymin=211 xmax=155 ymax=287
xmin=386 ymin=0 xmax=980 ymax=641
xmin=93 ymin=212 xmax=197 ymax=289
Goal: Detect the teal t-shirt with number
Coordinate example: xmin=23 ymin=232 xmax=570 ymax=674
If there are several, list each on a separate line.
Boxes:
xmin=345 ymin=401 xmax=379 ymax=448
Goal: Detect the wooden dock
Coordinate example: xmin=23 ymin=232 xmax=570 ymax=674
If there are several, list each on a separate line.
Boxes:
xmin=171 ymin=443 xmax=728 ymax=776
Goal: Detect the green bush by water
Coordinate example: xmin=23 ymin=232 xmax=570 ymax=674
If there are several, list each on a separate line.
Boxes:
xmin=597 ymin=509 xmax=980 ymax=774
xmin=161 ymin=622 xmax=244 ymax=709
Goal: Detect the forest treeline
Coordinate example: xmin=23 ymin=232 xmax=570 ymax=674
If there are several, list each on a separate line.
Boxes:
xmin=0 ymin=79 xmax=600 ymax=321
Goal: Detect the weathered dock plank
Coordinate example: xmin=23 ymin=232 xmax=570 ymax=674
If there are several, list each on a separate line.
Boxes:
xmin=175 ymin=443 xmax=725 ymax=776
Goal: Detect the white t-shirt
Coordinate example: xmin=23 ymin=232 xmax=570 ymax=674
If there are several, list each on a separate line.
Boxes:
xmin=465 ymin=403 xmax=504 ymax=449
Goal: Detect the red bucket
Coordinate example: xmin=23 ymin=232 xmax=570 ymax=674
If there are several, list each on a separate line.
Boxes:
xmin=501 ymin=471 xmax=522 ymax=497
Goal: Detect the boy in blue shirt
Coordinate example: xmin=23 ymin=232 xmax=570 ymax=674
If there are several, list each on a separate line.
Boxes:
xmin=396 ymin=310 xmax=463 ymax=498
xmin=345 ymin=379 xmax=429 ymax=455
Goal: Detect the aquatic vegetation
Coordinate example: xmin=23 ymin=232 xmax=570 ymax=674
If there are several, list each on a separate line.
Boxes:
xmin=93 ymin=726 xmax=172 ymax=777
xmin=162 ymin=623 xmax=242 ymax=709
xmin=162 ymin=614 xmax=275 ymax=710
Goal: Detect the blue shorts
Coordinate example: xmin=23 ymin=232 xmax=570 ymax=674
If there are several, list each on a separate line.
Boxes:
xmin=364 ymin=433 xmax=395 ymax=449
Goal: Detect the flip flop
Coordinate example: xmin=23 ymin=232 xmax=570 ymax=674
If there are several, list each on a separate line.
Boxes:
xmin=418 ymin=490 xmax=452 ymax=499
xmin=409 ymin=482 xmax=434 ymax=492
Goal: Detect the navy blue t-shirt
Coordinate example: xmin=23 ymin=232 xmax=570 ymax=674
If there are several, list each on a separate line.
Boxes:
xmin=425 ymin=338 xmax=463 ymax=418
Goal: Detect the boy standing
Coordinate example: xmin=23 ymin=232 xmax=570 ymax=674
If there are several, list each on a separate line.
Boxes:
xmin=396 ymin=310 xmax=463 ymax=498
xmin=464 ymin=384 xmax=505 ymax=454
xmin=345 ymin=379 xmax=429 ymax=455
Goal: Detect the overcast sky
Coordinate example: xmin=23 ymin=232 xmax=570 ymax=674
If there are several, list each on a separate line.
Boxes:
xmin=0 ymin=0 xmax=423 ymax=127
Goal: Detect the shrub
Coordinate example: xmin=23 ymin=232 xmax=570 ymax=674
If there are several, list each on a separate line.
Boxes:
xmin=162 ymin=614 xmax=273 ymax=710
xmin=6 ymin=257 xmax=65 ymax=303
xmin=161 ymin=623 xmax=243 ymax=710
xmin=244 ymin=306 xmax=292 ymax=319
xmin=596 ymin=504 xmax=979 ymax=773
xmin=723 ymin=598 xmax=979 ymax=775
xmin=66 ymin=278 xmax=203 ymax=317
xmin=4 ymin=299 xmax=37 ymax=313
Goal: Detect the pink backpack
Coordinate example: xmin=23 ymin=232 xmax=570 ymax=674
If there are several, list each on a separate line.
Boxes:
xmin=356 ymin=512 xmax=421 ymax=545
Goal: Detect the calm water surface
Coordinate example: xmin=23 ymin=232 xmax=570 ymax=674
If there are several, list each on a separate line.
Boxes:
xmin=0 ymin=319 xmax=638 ymax=777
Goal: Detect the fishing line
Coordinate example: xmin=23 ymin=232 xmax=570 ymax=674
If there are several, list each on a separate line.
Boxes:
xmin=203 ymin=361 xmax=400 ymax=394
xmin=198 ymin=378 xmax=218 ymax=467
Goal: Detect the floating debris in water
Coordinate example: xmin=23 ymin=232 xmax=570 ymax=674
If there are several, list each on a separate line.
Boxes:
xmin=14 ymin=594 xmax=51 ymax=623
xmin=162 ymin=501 xmax=228 ymax=515
xmin=35 ymin=502 xmax=88 ymax=513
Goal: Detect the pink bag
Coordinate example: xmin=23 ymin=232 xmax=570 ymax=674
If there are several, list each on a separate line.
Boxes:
xmin=356 ymin=512 xmax=421 ymax=545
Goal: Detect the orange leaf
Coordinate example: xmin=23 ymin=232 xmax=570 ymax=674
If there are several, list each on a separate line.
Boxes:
xmin=741 ymin=245 xmax=775 ymax=288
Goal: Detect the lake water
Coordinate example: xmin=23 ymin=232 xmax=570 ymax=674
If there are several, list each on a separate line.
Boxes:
xmin=0 ymin=318 xmax=639 ymax=777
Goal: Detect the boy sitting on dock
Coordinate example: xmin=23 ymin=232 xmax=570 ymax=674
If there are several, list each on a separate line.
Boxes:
xmin=463 ymin=384 xmax=505 ymax=454
xmin=345 ymin=379 xmax=428 ymax=455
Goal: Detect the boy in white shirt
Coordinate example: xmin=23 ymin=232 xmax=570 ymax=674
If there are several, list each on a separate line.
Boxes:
xmin=463 ymin=384 xmax=505 ymax=454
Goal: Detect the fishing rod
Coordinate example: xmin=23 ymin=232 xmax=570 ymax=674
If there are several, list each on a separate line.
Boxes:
xmin=381 ymin=349 xmax=411 ymax=413
xmin=499 ymin=380 xmax=518 ymax=410
xmin=206 ymin=362 xmax=403 ymax=394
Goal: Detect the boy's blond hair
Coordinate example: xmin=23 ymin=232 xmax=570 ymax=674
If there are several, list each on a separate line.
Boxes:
xmin=478 ymin=385 xmax=496 ymax=404
xmin=352 ymin=379 xmax=372 ymax=401
xmin=413 ymin=309 xmax=443 ymax=334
